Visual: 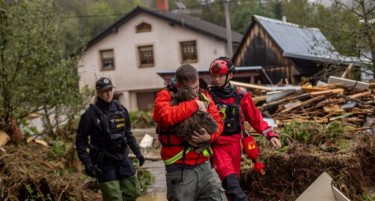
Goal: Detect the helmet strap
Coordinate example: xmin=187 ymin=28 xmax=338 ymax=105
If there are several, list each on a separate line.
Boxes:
xmin=219 ymin=74 xmax=230 ymax=89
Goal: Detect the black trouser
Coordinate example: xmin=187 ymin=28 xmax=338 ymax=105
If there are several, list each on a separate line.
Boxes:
xmin=222 ymin=173 xmax=247 ymax=201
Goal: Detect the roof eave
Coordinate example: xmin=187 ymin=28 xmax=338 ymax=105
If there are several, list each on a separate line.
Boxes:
xmin=283 ymin=52 xmax=362 ymax=66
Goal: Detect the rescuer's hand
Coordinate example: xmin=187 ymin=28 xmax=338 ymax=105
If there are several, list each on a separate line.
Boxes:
xmin=84 ymin=162 xmax=96 ymax=178
xmin=191 ymin=127 xmax=210 ymax=144
xmin=136 ymin=154 xmax=145 ymax=167
xmin=269 ymin=136 xmax=281 ymax=150
xmin=195 ymin=100 xmax=207 ymax=112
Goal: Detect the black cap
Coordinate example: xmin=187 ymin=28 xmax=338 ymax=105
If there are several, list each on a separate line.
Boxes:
xmin=95 ymin=77 xmax=113 ymax=92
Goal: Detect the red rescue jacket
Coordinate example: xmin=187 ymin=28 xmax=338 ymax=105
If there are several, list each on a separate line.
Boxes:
xmin=153 ymin=89 xmax=223 ymax=165
xmin=211 ymin=89 xmax=275 ymax=145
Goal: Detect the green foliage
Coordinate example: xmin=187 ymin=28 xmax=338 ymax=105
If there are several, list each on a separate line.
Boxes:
xmin=49 ymin=140 xmax=68 ymax=158
xmin=280 ymin=120 xmax=355 ymax=146
xmin=231 ymin=0 xmax=273 ymax=34
xmin=24 ymin=184 xmax=52 ymax=201
xmin=57 ymin=0 xmax=149 ymax=54
xmin=280 ymin=121 xmax=321 ymax=144
xmin=129 ymin=110 xmax=155 ymax=128
xmin=132 ymin=158 xmax=154 ymax=192
xmin=0 ymin=0 xmax=85 ymax=136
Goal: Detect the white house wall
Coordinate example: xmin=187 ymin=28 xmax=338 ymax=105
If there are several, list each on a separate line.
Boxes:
xmin=79 ymin=12 xmax=228 ymax=111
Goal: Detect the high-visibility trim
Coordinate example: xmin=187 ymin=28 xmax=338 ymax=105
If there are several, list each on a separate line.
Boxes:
xmin=163 ymin=147 xmax=212 ymax=165
xmin=202 ymin=147 xmax=213 ymax=157
xmin=200 ymin=92 xmax=209 ymax=102
xmin=163 ymin=147 xmax=192 ymax=165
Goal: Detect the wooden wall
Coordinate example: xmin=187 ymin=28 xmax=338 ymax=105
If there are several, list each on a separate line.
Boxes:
xmin=234 ymin=23 xmax=296 ymax=84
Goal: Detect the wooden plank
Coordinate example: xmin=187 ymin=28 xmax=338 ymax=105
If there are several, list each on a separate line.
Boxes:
xmin=327 ymin=76 xmax=369 ymax=90
xmin=341 ymin=63 xmax=353 ymax=78
xmin=252 ymin=96 xmax=266 ymax=102
xmin=266 ymin=90 xmax=295 ymax=102
xmin=348 ymin=91 xmax=372 ymax=99
xmin=230 ymin=80 xmax=273 ymax=91
xmin=259 ymin=93 xmax=311 ymax=110
xmin=279 ymin=95 xmax=325 ymax=114
xmin=310 ymin=88 xmax=344 ymax=96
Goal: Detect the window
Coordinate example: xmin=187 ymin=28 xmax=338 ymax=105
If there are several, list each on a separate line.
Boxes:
xmin=136 ymin=22 xmax=152 ymax=33
xmin=180 ymin=41 xmax=198 ymax=63
xmin=138 ymin=45 xmax=154 ymax=67
xmin=100 ymin=49 xmax=115 ymax=70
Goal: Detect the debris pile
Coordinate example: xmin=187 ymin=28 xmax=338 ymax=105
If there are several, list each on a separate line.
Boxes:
xmin=234 ymin=76 xmax=375 ymax=201
xmin=232 ymin=76 xmax=375 ymax=131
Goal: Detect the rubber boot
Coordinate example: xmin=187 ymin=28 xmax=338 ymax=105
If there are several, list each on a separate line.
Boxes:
xmin=222 ymin=174 xmax=247 ymax=201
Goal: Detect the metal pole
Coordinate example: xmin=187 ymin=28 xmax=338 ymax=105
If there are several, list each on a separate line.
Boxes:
xmin=224 ymin=0 xmax=233 ymax=57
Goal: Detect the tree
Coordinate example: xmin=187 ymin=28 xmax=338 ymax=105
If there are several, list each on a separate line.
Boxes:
xmin=231 ymin=0 xmax=273 ymax=34
xmin=0 ymin=0 xmax=87 ymax=140
xmin=57 ymin=0 xmax=148 ymax=55
xmin=333 ymin=0 xmax=375 ymax=78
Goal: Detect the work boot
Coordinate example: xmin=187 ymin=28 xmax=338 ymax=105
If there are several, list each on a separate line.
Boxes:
xmin=222 ymin=174 xmax=247 ymax=201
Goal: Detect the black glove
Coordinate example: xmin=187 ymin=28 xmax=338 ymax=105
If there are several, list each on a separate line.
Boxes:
xmin=136 ymin=154 xmax=145 ymax=167
xmin=84 ymin=162 xmax=96 ymax=178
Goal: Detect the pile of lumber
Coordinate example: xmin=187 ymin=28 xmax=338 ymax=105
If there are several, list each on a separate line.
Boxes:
xmin=231 ymin=77 xmax=375 ymax=129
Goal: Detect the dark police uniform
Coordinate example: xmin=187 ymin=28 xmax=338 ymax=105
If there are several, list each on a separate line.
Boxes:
xmin=76 ymin=77 xmax=144 ymax=201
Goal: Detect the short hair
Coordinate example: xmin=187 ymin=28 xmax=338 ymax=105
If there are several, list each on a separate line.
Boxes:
xmin=175 ymin=64 xmax=198 ymax=85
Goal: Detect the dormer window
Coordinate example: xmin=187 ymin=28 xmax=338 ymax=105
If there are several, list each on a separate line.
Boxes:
xmin=136 ymin=22 xmax=152 ymax=33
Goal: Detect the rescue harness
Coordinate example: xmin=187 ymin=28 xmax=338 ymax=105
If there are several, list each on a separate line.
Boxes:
xmin=208 ymin=87 xmax=245 ymax=135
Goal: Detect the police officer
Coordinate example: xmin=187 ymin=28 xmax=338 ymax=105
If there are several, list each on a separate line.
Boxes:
xmin=76 ymin=77 xmax=145 ymax=201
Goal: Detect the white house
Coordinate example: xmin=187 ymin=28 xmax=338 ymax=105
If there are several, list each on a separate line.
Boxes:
xmin=78 ymin=6 xmax=242 ymax=111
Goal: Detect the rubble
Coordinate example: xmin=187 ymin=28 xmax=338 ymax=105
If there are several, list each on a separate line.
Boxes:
xmin=233 ymin=77 xmax=375 ymax=201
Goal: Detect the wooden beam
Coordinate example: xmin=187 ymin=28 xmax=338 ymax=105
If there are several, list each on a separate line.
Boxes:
xmin=309 ymin=88 xmax=344 ymax=96
xmin=327 ymin=76 xmax=369 ymax=90
xmin=230 ymin=80 xmax=273 ymax=91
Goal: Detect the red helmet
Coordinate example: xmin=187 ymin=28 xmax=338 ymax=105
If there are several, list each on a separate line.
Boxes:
xmin=209 ymin=57 xmax=235 ymax=75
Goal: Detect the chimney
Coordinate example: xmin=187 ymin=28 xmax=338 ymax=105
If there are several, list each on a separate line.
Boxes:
xmin=156 ymin=0 xmax=169 ymax=11
xmin=282 ymin=16 xmax=287 ymax=22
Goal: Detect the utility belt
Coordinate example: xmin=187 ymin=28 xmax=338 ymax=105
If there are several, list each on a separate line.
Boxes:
xmin=89 ymin=144 xmax=125 ymax=163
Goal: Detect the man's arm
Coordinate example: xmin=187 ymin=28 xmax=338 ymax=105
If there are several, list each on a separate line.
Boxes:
xmin=75 ymin=112 xmax=92 ymax=165
xmin=153 ymin=90 xmax=200 ymax=127
xmin=241 ymin=92 xmax=281 ymax=149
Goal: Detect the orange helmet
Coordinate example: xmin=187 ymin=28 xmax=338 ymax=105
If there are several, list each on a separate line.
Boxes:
xmin=209 ymin=57 xmax=235 ymax=75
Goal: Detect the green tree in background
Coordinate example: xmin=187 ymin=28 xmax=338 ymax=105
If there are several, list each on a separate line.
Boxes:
xmin=57 ymin=0 xmax=149 ymax=55
xmin=333 ymin=0 xmax=375 ymax=78
xmin=231 ymin=0 xmax=273 ymax=34
xmin=0 ymin=0 xmax=87 ymax=139
xmin=272 ymin=0 xmax=283 ymax=20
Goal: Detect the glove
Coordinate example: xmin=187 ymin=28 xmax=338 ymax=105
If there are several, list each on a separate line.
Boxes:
xmin=137 ymin=154 xmax=145 ymax=167
xmin=84 ymin=162 xmax=96 ymax=178
xmin=265 ymin=131 xmax=280 ymax=140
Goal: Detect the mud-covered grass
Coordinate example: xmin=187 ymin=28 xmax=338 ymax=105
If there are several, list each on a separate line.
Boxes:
xmin=0 ymin=141 xmax=153 ymax=201
xmin=240 ymin=123 xmax=375 ymax=201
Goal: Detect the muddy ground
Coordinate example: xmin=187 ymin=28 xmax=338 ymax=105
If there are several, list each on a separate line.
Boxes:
xmin=0 ymin=128 xmax=374 ymax=201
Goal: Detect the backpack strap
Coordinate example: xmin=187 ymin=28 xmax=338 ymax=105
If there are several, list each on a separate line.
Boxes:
xmin=89 ymin=103 xmax=105 ymax=116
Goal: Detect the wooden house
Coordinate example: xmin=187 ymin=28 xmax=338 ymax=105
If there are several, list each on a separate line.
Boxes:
xmin=232 ymin=15 xmax=357 ymax=84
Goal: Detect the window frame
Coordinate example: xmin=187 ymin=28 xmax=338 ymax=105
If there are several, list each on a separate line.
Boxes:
xmin=138 ymin=45 xmax=155 ymax=67
xmin=180 ymin=40 xmax=198 ymax=63
xmin=136 ymin=22 xmax=152 ymax=33
xmin=100 ymin=49 xmax=115 ymax=71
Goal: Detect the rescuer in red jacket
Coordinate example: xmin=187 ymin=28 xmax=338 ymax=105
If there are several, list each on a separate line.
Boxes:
xmin=208 ymin=57 xmax=282 ymax=201
xmin=153 ymin=64 xmax=227 ymax=201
